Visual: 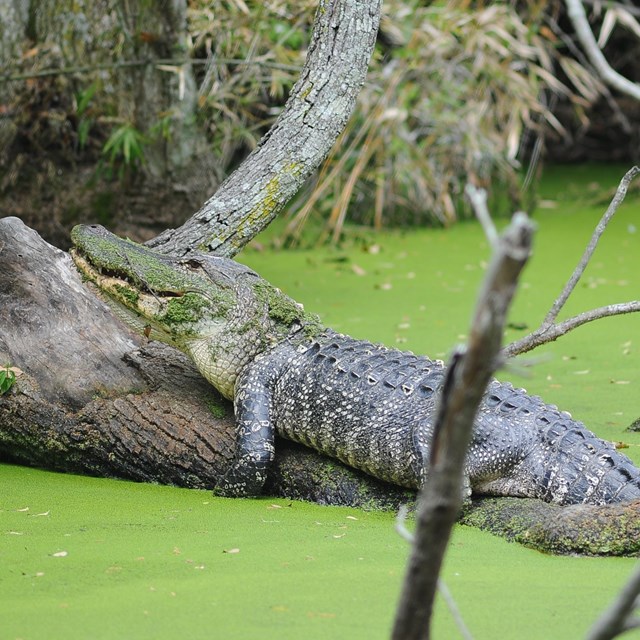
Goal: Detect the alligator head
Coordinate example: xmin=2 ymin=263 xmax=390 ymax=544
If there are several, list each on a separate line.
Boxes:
xmin=71 ymin=224 xmax=320 ymax=398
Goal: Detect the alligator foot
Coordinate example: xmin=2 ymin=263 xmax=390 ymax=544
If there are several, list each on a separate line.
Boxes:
xmin=214 ymin=457 xmax=269 ymax=497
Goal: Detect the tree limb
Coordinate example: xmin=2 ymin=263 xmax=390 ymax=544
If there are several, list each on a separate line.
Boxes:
xmin=391 ymin=213 xmax=535 ymax=640
xmin=565 ymin=0 xmax=640 ymax=101
xmin=504 ymin=301 xmax=640 ymax=358
xmin=587 ymin=563 xmax=640 ymax=640
xmin=501 ymin=165 xmax=640 ymax=358
xmin=0 ymin=57 xmax=302 ymax=84
xmin=541 ymin=165 xmax=639 ymax=327
xmin=146 ymin=0 xmax=381 ymax=258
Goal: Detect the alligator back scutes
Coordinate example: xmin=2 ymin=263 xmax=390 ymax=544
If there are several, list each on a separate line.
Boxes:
xmin=301 ymin=333 xmax=442 ymax=398
xmin=277 ymin=333 xmax=640 ymax=505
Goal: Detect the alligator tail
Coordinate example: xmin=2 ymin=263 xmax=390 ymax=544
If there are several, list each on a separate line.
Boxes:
xmin=532 ymin=411 xmax=640 ymax=505
xmin=473 ymin=382 xmax=640 ymax=506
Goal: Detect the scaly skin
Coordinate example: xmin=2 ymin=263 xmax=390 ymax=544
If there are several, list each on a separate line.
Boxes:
xmin=71 ymin=224 xmax=640 ymax=505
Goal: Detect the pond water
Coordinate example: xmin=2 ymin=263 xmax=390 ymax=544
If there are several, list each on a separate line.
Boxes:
xmin=2 ymin=165 xmax=639 ymax=639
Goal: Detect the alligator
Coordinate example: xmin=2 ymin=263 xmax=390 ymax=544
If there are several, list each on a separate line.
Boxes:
xmin=71 ymin=224 xmax=640 ymax=506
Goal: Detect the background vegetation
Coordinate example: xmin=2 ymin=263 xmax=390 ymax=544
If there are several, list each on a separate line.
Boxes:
xmin=2 ymin=0 xmax=639 ymax=245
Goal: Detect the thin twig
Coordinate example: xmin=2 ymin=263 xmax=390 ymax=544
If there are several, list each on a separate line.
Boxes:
xmin=395 ymin=506 xmax=474 ymax=640
xmin=437 ymin=580 xmax=474 ymax=640
xmin=504 ymin=301 xmax=640 ymax=358
xmin=541 ymin=165 xmax=640 ymax=327
xmin=465 ymin=185 xmax=499 ymax=249
xmin=395 ymin=505 xmax=414 ymax=543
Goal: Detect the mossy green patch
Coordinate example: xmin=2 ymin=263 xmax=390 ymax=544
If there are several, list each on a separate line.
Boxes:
xmin=160 ymin=293 xmax=208 ymax=327
xmin=205 ymin=394 xmax=229 ymax=419
xmin=113 ymin=283 xmax=140 ymax=307
xmin=2 ymin=464 xmax=639 ymax=640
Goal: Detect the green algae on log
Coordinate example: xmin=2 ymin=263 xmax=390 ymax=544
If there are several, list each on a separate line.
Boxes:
xmin=460 ymin=497 xmax=640 ymax=556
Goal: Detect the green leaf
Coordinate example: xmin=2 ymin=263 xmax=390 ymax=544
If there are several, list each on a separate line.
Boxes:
xmin=0 ymin=367 xmax=16 ymax=395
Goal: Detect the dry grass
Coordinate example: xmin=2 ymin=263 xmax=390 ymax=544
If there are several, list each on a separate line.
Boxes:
xmin=282 ymin=1 xmax=608 ymax=243
xmin=5 ymin=1 xmax=632 ymax=241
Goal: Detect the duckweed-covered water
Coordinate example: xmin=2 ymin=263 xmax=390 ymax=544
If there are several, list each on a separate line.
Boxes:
xmin=2 ymin=165 xmax=639 ymax=639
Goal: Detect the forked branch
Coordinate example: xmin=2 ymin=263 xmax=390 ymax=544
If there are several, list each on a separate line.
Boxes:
xmin=469 ymin=166 xmax=640 ymax=359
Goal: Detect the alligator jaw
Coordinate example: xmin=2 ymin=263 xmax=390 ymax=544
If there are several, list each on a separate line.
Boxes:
xmin=70 ymin=224 xmax=227 ymax=350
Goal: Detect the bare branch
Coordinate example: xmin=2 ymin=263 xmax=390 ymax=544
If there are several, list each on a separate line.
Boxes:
xmin=542 ymin=165 xmax=640 ymax=326
xmin=391 ymin=213 xmax=535 ymax=640
xmin=502 ymin=166 xmax=640 ymax=358
xmin=504 ymin=301 xmax=640 ymax=358
xmin=465 ymin=184 xmax=499 ymax=249
xmin=587 ymin=563 xmax=640 ymax=640
xmin=0 ymin=57 xmax=303 ymax=84
xmin=565 ymin=0 xmax=640 ymax=100
xmin=394 ymin=505 xmax=414 ymax=543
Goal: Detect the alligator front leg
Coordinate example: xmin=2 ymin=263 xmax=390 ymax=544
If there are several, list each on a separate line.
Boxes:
xmin=215 ymin=363 xmax=276 ymax=497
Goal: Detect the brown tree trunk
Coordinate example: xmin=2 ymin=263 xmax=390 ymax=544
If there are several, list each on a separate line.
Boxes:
xmin=1 ymin=0 xmax=218 ymax=246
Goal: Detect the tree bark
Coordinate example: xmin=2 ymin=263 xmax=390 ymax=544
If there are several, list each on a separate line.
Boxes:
xmin=29 ymin=0 xmax=212 ymax=186
xmin=147 ymin=0 xmax=382 ymax=257
xmin=1 ymin=0 xmax=219 ymax=246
